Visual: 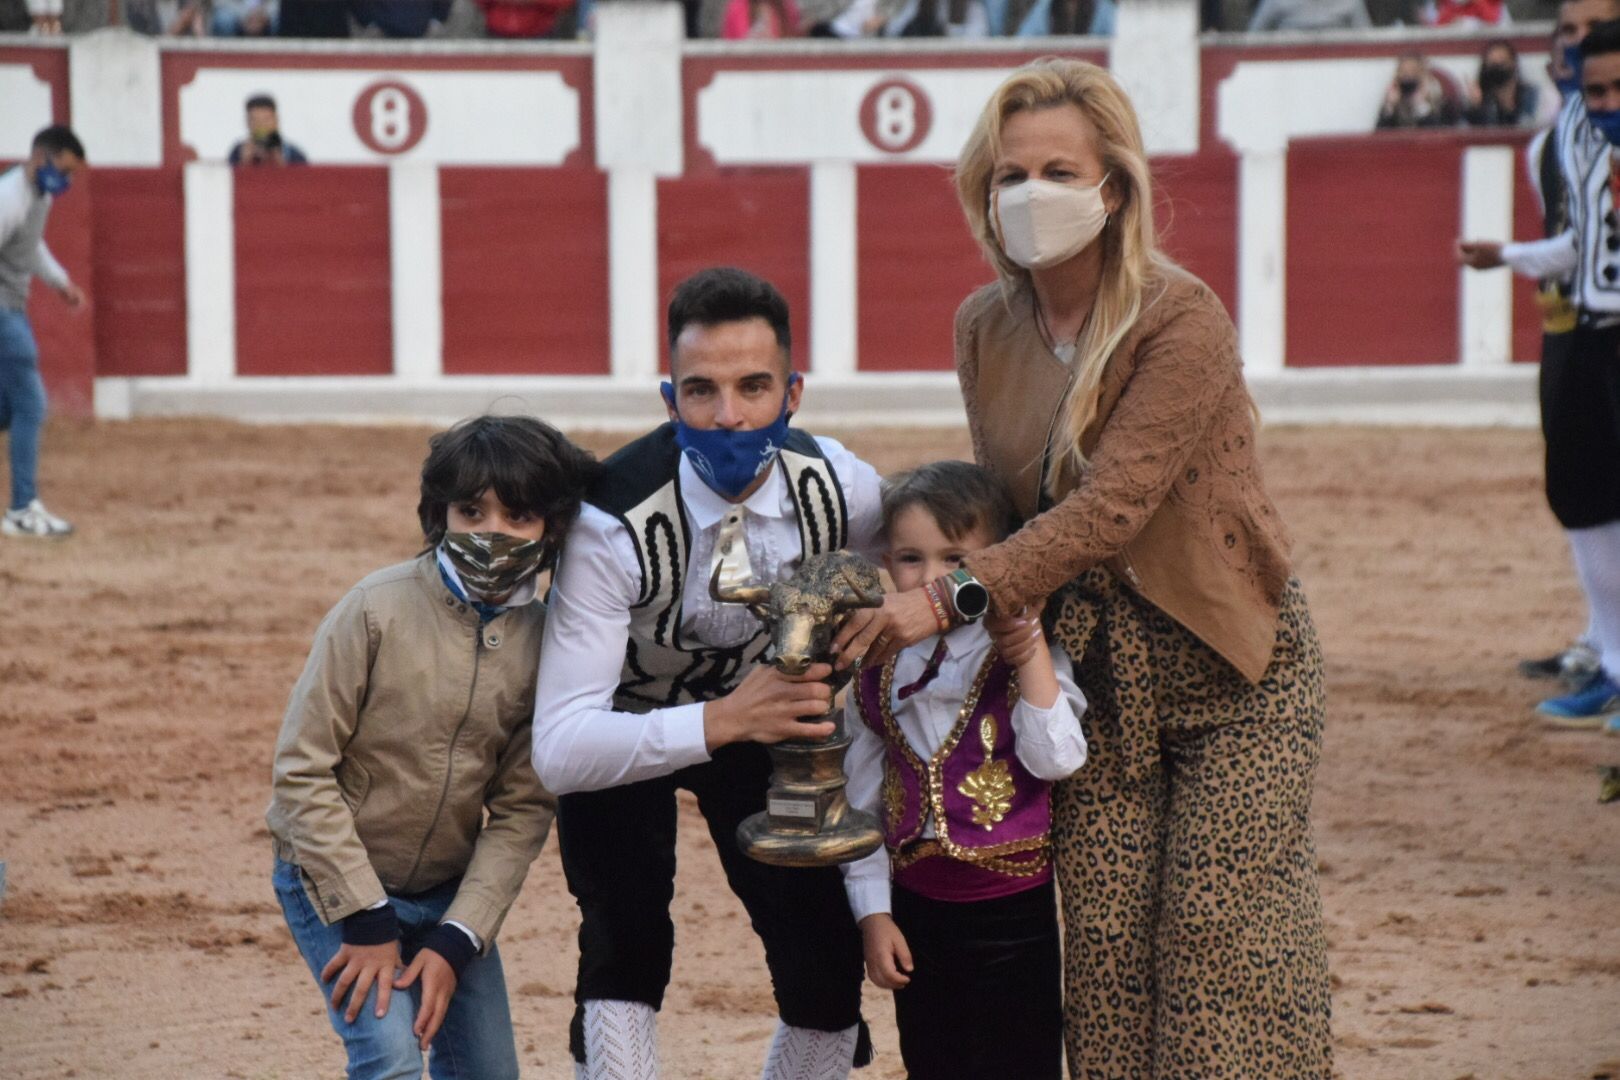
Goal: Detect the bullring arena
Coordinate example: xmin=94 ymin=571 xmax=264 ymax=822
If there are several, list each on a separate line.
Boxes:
xmin=2 ymin=4 xmax=1619 ymax=1079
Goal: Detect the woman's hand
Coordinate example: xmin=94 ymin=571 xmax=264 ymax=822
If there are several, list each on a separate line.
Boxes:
xmin=832 ymin=589 xmax=941 ymax=672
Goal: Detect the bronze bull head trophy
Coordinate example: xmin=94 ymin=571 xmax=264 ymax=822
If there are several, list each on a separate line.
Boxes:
xmin=711 ymin=552 xmax=887 ymax=867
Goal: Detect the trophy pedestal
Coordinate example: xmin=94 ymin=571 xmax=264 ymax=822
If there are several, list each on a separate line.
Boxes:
xmin=736 ymin=720 xmax=884 ymax=868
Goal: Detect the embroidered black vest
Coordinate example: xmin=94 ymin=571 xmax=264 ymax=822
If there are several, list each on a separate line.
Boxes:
xmin=590 ymin=423 xmax=850 ymax=713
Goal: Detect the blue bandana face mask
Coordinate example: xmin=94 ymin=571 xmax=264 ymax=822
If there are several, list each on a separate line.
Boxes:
xmin=660 ymin=375 xmax=800 ymax=500
xmin=1590 ymin=107 xmax=1620 ymax=145
xmin=1556 ymin=42 xmax=1584 ymax=98
xmin=34 ymin=159 xmax=70 ymax=197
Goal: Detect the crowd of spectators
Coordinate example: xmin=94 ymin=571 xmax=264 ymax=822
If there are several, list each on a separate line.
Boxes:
xmin=1376 ymin=38 xmax=1543 ymax=128
xmin=0 ymin=0 xmax=1563 ymax=39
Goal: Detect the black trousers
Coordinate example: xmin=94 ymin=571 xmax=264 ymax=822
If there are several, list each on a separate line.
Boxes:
xmin=890 ymin=878 xmax=1062 ymax=1080
xmin=557 ymin=742 xmax=866 ymax=1063
xmin=1542 ymin=322 xmax=1620 ymax=529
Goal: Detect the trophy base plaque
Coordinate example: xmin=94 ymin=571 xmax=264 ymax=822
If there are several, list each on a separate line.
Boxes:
xmin=736 ymin=725 xmax=884 ymax=868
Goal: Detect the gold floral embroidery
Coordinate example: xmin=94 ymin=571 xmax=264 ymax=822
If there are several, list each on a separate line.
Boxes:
xmin=957 ymin=714 xmax=1015 ymax=829
xmin=880 ymin=760 xmax=905 ymax=835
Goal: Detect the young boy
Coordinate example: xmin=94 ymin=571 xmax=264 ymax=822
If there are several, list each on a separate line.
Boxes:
xmin=840 ymin=460 xmax=1087 ymax=1080
xmin=267 ymin=414 xmax=597 ymax=1078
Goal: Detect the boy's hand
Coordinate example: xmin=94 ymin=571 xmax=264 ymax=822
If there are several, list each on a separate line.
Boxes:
xmin=394 ymin=947 xmax=459 ymax=1050
xmin=859 ymin=913 xmax=913 ymax=990
xmin=703 ymin=664 xmax=835 ymax=750
xmin=321 ymin=940 xmax=401 ymax=1023
xmin=986 ymin=612 xmax=1042 ymax=669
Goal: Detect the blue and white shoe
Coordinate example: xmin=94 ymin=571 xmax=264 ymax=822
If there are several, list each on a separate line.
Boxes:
xmin=1537 ymin=672 xmax=1620 ymax=729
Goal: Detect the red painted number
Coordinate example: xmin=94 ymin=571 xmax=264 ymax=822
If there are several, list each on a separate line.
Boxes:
xmin=352 ymin=80 xmax=428 ymax=155
xmin=859 ymin=78 xmax=932 ymax=155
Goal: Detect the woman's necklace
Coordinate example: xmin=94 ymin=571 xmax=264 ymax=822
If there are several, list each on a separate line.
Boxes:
xmin=1034 ymin=294 xmax=1085 ymax=364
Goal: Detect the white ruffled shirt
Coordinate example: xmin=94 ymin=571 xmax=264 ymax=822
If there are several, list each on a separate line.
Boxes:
xmin=531 ymin=436 xmax=883 ymax=795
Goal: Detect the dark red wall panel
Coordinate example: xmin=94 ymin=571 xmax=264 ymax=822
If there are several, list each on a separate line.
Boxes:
xmin=439 ymin=168 xmax=609 ymax=376
xmin=90 ymin=168 xmax=187 ymax=377
xmin=657 ymin=168 xmax=810 ymax=373
xmin=1154 ymin=152 xmax=1239 ymax=322
xmin=857 ymin=164 xmax=990 ymax=373
xmin=1287 ymin=135 xmax=1462 ymax=366
xmin=233 ymin=167 xmax=392 ymax=376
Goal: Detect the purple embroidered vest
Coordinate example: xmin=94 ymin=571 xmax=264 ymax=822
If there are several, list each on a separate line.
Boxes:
xmin=854 ymin=652 xmax=1052 ymax=902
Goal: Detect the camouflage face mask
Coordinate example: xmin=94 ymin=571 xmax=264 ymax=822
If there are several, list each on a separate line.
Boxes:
xmin=441 ymin=531 xmax=549 ymax=600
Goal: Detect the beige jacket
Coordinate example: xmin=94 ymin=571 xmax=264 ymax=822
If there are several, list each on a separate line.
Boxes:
xmin=957 ymin=267 xmax=1294 ymax=684
xmin=267 ymin=554 xmax=554 ymax=947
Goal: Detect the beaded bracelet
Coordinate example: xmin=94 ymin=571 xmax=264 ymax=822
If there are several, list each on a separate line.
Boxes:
xmin=922 ymin=579 xmax=955 ymax=633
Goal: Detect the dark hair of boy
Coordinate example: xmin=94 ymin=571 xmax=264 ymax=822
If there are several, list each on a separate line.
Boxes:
xmin=417 ymin=414 xmax=600 ymax=554
xmin=246 ymin=94 xmax=277 ymax=113
xmin=32 ymin=125 xmax=86 ymax=161
xmin=666 ymin=267 xmax=792 ymax=370
xmin=880 ymin=460 xmax=1023 ymax=544
xmin=1582 ymin=17 xmax=1620 ymax=57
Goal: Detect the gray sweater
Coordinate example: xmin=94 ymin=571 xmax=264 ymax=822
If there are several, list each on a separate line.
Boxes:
xmin=1248 ymin=0 xmax=1371 ymax=29
xmin=0 ymin=165 xmax=70 ymax=312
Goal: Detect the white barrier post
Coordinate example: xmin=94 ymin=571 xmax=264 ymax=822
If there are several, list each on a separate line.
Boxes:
xmin=1109 ymin=0 xmax=1200 ymax=156
xmin=810 ymin=161 xmax=858 ymax=377
xmin=1459 ymin=145 xmax=1516 ymax=368
xmin=389 ymin=160 xmax=444 ymax=381
xmin=595 ymin=2 xmax=685 ymax=382
xmin=1238 ymin=149 xmax=1288 ymax=374
xmin=68 ymin=29 xmax=162 ymax=166
xmin=184 ymin=162 xmax=236 ymax=385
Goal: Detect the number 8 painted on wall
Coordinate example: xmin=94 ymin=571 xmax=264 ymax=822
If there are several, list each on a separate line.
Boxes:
xmin=352 ymin=80 xmax=429 ymax=156
xmin=859 ymin=77 xmax=933 ymax=156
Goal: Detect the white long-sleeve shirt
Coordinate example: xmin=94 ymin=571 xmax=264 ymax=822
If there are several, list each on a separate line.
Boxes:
xmin=839 ymin=623 xmax=1087 ymax=922
xmin=531 ymin=436 xmax=883 ymax=795
xmin=0 ymin=165 xmax=70 ymax=312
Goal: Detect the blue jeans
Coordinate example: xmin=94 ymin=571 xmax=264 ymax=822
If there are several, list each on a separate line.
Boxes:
xmin=0 ymin=308 xmax=45 ymax=511
xmin=273 ymin=859 xmax=521 ymax=1080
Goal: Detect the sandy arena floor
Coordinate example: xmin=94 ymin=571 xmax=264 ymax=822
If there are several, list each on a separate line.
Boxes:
xmin=0 ymin=418 xmax=1617 ymax=1079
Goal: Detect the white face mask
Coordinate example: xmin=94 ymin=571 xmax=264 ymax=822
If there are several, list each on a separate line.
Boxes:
xmin=989 ymin=174 xmax=1111 ymax=271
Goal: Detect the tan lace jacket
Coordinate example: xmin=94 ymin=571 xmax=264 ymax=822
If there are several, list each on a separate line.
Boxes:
xmin=956 ymin=266 xmax=1294 ymax=684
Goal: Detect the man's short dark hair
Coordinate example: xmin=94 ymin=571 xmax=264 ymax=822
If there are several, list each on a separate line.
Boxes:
xmin=666 ymin=267 xmax=792 ymax=367
xmin=1583 ymin=18 xmax=1620 ymax=59
xmin=880 ymin=460 xmax=1022 ymax=545
xmin=417 ymin=415 xmax=600 ymax=559
xmin=32 ymin=125 xmax=85 ymax=161
xmin=246 ymin=94 xmax=277 ymax=112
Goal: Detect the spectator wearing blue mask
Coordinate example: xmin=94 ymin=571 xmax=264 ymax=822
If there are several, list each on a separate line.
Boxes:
xmin=0 ymin=125 xmax=85 ymax=540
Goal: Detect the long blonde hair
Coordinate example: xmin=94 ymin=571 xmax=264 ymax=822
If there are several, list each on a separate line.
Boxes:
xmin=955 ymin=58 xmax=1171 ymax=494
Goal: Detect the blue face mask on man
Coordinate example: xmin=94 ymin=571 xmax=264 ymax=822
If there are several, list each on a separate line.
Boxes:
xmin=1557 ymin=42 xmax=1585 ymax=98
xmin=33 ymin=158 xmax=70 ymax=197
xmin=660 ymin=374 xmax=800 ymax=500
xmin=1590 ymin=107 xmax=1620 ymax=145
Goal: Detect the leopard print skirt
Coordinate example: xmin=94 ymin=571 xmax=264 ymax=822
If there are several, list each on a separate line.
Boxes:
xmin=1049 ymin=568 xmax=1331 ymax=1080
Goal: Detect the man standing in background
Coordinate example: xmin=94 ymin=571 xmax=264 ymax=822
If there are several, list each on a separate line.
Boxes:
xmin=228 ymin=95 xmax=308 ymax=167
xmin=0 ymin=125 xmax=85 ymax=540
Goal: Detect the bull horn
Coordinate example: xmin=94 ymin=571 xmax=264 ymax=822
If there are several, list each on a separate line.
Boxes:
xmin=833 ymin=565 xmax=885 ymax=610
xmin=709 ymin=561 xmax=771 ymax=606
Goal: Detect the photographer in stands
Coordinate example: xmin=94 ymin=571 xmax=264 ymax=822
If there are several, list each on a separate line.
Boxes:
xmin=228 ymin=95 xmax=309 ymax=167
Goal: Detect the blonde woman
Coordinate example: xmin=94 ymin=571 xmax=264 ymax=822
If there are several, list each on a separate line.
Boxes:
xmin=835 ymin=58 xmax=1331 ymax=1077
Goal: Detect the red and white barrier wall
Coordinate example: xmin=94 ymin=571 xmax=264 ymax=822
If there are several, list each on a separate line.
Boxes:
xmin=0 ymin=5 xmax=1559 ymax=427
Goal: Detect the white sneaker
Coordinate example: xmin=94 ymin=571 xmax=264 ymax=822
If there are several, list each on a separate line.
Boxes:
xmin=1 ymin=499 xmax=74 ymax=539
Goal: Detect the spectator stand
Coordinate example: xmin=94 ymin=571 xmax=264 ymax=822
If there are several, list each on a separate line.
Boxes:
xmin=0 ymin=9 xmax=1562 ymax=428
